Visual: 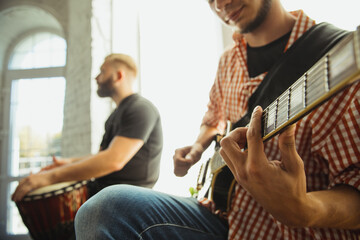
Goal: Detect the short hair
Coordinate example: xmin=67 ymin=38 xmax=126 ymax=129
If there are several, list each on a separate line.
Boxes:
xmin=105 ymin=53 xmax=138 ymax=77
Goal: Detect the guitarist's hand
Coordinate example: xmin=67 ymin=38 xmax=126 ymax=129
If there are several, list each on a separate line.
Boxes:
xmin=173 ymin=143 xmax=204 ymax=177
xmin=219 ymin=106 xmax=315 ymax=227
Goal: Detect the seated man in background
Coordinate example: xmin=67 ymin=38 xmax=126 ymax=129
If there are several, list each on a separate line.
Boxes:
xmin=12 ymin=53 xmax=163 ymax=200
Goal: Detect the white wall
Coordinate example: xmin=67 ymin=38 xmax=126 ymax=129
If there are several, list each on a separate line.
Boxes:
xmin=91 ymin=0 xmax=114 ymax=154
xmin=136 ymin=0 xmax=224 ymax=196
xmin=61 ymin=0 xmax=93 ymax=157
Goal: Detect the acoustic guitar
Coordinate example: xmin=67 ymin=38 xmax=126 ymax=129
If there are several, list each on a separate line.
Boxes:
xmin=195 ymin=25 xmax=360 ymax=212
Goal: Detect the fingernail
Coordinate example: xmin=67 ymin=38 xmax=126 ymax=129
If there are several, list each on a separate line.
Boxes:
xmin=251 ymin=106 xmax=259 ymax=117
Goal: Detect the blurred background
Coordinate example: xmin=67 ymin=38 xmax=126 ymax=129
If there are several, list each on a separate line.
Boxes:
xmin=0 ymin=0 xmax=359 ymax=238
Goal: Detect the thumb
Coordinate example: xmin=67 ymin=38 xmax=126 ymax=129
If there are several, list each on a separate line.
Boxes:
xmin=185 ymin=153 xmax=194 ymax=161
xmin=185 ymin=151 xmax=197 ymax=165
xmin=53 ymin=155 xmax=61 ymax=164
xmin=186 ymin=143 xmax=204 ymax=163
xmin=278 ymin=124 xmax=297 ymax=155
xmin=278 ymin=124 xmax=302 ymax=172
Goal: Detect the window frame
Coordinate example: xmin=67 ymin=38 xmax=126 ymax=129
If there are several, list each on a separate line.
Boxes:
xmin=0 ymin=30 xmax=66 ymax=239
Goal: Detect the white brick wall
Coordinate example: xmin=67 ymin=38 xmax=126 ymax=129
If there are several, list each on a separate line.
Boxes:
xmin=62 ymin=0 xmax=93 ymax=157
xmin=90 ymin=0 xmax=114 ymax=154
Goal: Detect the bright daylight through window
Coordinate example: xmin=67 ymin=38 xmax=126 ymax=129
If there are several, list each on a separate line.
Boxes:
xmin=6 ymin=32 xmax=66 ymax=235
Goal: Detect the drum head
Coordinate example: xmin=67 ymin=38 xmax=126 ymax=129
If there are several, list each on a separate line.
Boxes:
xmin=24 ymin=181 xmax=87 ymax=200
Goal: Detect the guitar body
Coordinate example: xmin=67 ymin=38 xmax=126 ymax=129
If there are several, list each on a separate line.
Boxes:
xmin=210 ymin=166 xmax=236 ymax=212
xmin=196 ymin=138 xmax=236 ymax=212
xmin=196 ymin=161 xmax=235 ymax=212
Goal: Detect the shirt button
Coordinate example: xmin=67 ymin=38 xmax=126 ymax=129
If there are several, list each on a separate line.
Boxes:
xmin=233 ymin=206 xmax=240 ymax=212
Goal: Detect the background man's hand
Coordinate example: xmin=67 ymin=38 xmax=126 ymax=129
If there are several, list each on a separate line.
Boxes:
xmin=40 ymin=155 xmax=70 ymax=171
xmin=11 ymin=171 xmax=53 ymax=202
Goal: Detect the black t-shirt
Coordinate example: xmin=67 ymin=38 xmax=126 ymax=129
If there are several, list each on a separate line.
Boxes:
xmin=247 ymin=31 xmax=291 ymax=78
xmin=95 ymin=94 xmax=163 ymax=190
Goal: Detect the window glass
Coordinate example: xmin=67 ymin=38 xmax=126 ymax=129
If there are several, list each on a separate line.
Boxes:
xmin=10 ymin=77 xmax=65 ymax=177
xmin=8 ymin=32 xmax=66 ymax=69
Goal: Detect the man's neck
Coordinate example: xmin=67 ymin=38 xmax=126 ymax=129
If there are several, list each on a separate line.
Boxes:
xmin=244 ymin=2 xmax=296 ymax=47
xmin=112 ymin=90 xmax=134 ymax=106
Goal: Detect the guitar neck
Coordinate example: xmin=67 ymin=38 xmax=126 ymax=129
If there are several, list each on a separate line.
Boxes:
xmin=261 ymin=26 xmax=360 ymax=141
xmin=210 ymin=26 xmax=360 ymax=173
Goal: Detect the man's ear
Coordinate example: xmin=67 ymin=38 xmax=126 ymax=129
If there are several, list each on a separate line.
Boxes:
xmin=115 ymin=70 xmax=123 ymax=82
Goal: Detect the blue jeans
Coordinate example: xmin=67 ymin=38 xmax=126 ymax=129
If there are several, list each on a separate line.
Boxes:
xmin=75 ymin=185 xmax=228 ymax=240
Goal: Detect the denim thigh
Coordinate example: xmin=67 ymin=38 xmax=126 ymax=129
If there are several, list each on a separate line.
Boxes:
xmin=75 ymin=184 xmax=228 ymax=240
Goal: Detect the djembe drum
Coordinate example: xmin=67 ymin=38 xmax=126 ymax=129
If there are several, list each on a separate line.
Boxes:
xmin=16 ymin=181 xmax=89 ymax=240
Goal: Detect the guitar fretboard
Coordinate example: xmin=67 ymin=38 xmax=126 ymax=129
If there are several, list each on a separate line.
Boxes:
xmin=210 ymin=26 xmax=360 ymax=174
xmin=261 ymin=27 xmax=360 ymax=141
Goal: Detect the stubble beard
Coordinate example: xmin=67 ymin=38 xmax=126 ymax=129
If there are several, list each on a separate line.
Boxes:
xmin=97 ymin=76 xmax=115 ymax=98
xmin=240 ymin=0 xmax=272 ymax=34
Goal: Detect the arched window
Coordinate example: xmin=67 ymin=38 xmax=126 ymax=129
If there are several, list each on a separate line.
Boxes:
xmin=9 ymin=32 xmax=66 ymax=69
xmin=2 ymin=31 xmax=66 ymax=237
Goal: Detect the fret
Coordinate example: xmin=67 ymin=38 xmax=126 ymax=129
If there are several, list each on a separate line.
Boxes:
xmin=287 ymin=88 xmax=291 ymax=121
xmin=307 ymin=59 xmax=327 ymax=105
xmin=307 ymin=59 xmax=325 ymax=86
xmin=329 ymin=36 xmax=357 ymax=88
xmin=276 ymin=90 xmax=289 ymax=127
xmin=356 ymin=26 xmax=360 ymax=69
xmin=262 ymin=108 xmax=268 ymax=137
xmin=289 ymin=77 xmax=305 ymax=119
xmin=325 ymin=55 xmax=330 ymax=92
xmin=303 ymin=73 xmax=308 ymax=108
xmin=275 ymin=98 xmax=279 ymax=129
xmin=264 ymin=102 xmax=277 ymax=135
xmin=307 ymin=81 xmax=325 ymax=105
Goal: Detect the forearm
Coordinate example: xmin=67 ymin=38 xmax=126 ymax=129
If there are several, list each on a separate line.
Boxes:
xmin=49 ymin=151 xmax=118 ymax=183
xmin=305 ymin=185 xmax=360 ymax=229
xmin=194 ymin=124 xmax=221 ymax=150
xmin=67 ymin=156 xmax=87 ymax=164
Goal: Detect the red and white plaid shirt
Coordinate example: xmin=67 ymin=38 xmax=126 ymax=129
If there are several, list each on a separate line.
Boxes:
xmin=201 ymin=10 xmax=360 ymax=239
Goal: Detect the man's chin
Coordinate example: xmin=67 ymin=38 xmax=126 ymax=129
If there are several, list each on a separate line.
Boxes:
xmin=97 ymin=90 xmax=110 ymax=98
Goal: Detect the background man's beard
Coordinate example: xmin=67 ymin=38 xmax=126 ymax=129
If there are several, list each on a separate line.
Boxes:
xmin=241 ymin=0 xmax=272 ymax=34
xmin=97 ymin=77 xmax=114 ymax=97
